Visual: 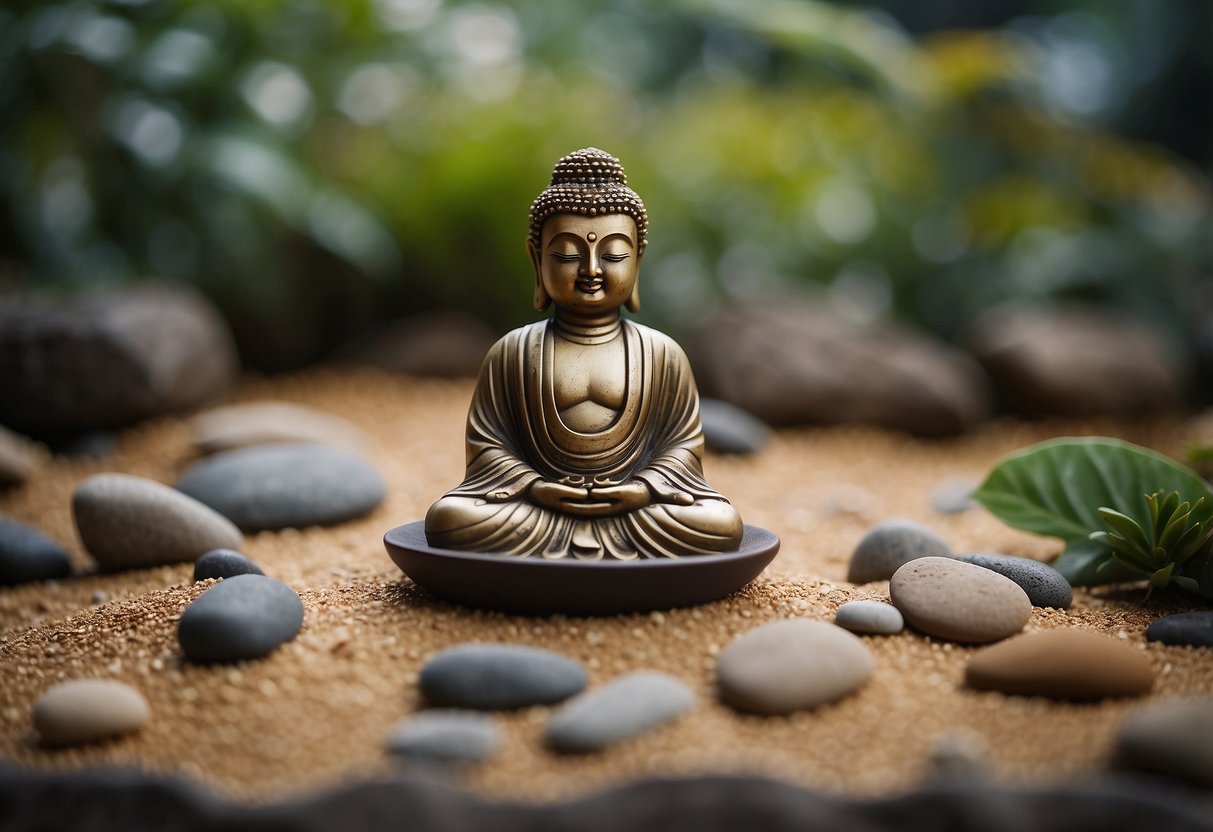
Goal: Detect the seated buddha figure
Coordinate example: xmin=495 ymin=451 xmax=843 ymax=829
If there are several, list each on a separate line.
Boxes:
xmin=425 ymin=148 xmax=743 ymax=560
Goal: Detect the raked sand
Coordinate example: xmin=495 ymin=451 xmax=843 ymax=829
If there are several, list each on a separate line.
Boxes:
xmin=1 ymin=368 xmax=1210 ymax=803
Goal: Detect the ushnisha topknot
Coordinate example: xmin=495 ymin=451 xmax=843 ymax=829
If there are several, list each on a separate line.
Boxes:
xmin=528 ymin=148 xmax=648 ymax=251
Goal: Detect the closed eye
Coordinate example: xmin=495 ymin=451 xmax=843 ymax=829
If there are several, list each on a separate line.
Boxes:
xmin=602 ymin=253 xmax=629 ymax=262
xmin=551 ymin=253 xmax=580 ymax=263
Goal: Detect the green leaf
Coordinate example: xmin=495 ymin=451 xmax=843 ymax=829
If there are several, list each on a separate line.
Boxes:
xmin=1172 ymin=575 xmax=1200 ymax=593
xmin=1054 ymin=537 xmax=1138 ymax=585
xmin=1097 ymin=507 xmax=1151 ymax=553
xmin=975 ymin=438 xmax=1213 ymax=586
xmin=1149 ymin=563 xmax=1176 ymax=587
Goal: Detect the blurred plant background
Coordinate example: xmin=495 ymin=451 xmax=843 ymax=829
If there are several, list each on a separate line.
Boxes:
xmin=1 ymin=0 xmax=1209 ymax=371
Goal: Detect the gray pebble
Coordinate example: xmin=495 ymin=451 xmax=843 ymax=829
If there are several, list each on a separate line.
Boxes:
xmin=1115 ymin=698 xmax=1213 ymax=787
xmin=72 ymin=473 xmax=243 ymax=571
xmin=175 ymin=443 xmax=386 ymax=532
xmin=930 ymin=477 xmax=978 ymax=514
xmin=847 ymin=520 xmax=952 ymax=584
xmin=957 ymin=552 xmax=1073 ymax=609
xmin=835 ymin=600 xmax=904 ymax=635
xmin=386 ymin=711 xmax=500 ymax=765
xmin=545 ymin=671 xmax=695 ymax=753
xmin=33 ymin=679 xmax=149 ymax=746
xmin=699 ymin=398 xmax=772 ymax=455
xmin=177 ymin=574 xmax=303 ymax=663
xmin=716 ymin=620 xmax=874 ymax=714
xmin=193 ymin=549 xmax=264 ymax=582
xmin=1146 ymin=612 xmax=1213 ymax=648
xmin=420 ymin=644 xmax=587 ymax=710
xmin=0 ymin=518 xmax=71 ymax=585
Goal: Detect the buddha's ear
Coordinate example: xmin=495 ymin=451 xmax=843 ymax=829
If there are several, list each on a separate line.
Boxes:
xmin=527 ymin=238 xmax=550 ymax=311
xmin=626 ymin=249 xmax=642 ymax=313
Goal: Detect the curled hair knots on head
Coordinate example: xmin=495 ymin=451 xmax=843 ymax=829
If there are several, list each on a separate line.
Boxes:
xmin=528 ymin=148 xmax=648 ymax=251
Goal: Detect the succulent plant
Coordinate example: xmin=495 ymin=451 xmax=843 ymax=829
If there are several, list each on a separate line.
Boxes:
xmin=1089 ymin=491 xmax=1213 ymax=595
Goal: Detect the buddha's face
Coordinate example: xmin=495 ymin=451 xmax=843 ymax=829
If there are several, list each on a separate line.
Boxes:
xmin=530 ymin=213 xmax=641 ymax=315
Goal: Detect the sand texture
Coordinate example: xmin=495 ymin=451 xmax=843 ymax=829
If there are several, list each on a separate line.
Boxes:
xmin=1 ymin=368 xmax=1211 ymax=803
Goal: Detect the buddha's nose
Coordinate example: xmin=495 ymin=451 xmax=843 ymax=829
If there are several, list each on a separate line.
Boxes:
xmin=580 ymin=251 xmax=603 ymax=277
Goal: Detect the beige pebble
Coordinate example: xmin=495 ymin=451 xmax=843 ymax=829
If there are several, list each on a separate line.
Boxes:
xmin=0 ymin=424 xmax=41 ymax=487
xmin=965 ymin=629 xmax=1154 ymax=699
xmin=72 ymin=473 xmax=243 ymax=570
xmin=189 ymin=401 xmax=365 ymax=455
xmin=33 ymin=679 xmax=150 ymax=745
xmin=890 ymin=557 xmax=1030 ymax=644
xmin=716 ymin=619 xmax=875 ymax=715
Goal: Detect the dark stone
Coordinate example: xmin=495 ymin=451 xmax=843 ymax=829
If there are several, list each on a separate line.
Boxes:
xmin=419 ymin=644 xmax=587 ymax=710
xmin=192 ymin=549 xmax=264 ymax=582
xmin=1146 ymin=612 xmax=1213 ymax=648
xmin=1115 ymin=698 xmax=1213 ymax=788
xmin=686 ymin=302 xmax=991 ymax=436
xmin=699 ymin=398 xmax=771 ymax=455
xmin=0 ymin=518 xmax=71 ymax=585
xmin=49 ymin=431 xmax=117 ymax=459
xmin=1 ymin=765 xmax=1210 ymax=832
xmin=175 ymin=443 xmax=386 ymax=532
xmin=333 ymin=310 xmax=498 ymax=377
xmin=545 ymin=671 xmax=695 ymax=752
xmin=177 ymin=574 xmax=303 ymax=663
xmin=0 ymin=284 xmax=238 ymax=438
xmin=847 ymin=520 xmax=952 ymax=584
xmin=966 ymin=302 xmax=1187 ymax=418
xmin=957 ymin=552 xmax=1073 ymax=610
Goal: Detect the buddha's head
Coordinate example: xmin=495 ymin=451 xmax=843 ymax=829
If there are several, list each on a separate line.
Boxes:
xmin=527 ymin=148 xmax=647 ymax=315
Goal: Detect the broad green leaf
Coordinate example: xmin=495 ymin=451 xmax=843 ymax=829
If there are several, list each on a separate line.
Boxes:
xmin=975 ymin=438 xmax=1213 ymax=586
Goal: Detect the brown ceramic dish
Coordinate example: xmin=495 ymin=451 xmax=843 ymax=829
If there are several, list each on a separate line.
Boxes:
xmin=384 ymin=522 xmax=779 ymax=615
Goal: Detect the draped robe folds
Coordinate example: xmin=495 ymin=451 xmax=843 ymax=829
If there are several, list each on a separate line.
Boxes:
xmin=425 ymin=319 xmax=743 ymax=560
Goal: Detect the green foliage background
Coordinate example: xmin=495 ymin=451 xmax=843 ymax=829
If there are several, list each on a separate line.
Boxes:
xmin=1 ymin=0 xmax=1209 ymax=369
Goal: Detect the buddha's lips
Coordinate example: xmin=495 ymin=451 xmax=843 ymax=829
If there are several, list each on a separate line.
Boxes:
xmin=576 ymin=279 xmax=604 ymax=292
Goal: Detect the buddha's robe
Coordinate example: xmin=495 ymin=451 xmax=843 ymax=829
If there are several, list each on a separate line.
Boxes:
xmin=425 ymin=319 xmax=743 ymax=559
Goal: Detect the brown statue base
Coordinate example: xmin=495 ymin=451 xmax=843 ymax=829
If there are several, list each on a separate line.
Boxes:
xmin=384 ymin=521 xmax=779 ymax=615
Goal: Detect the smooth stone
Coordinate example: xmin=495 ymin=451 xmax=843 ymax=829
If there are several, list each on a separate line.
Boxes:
xmin=890 ymin=557 xmax=1031 ymax=644
xmin=332 ymin=310 xmax=498 ymax=378
xmin=419 ymin=644 xmax=587 ymax=710
xmin=174 ymin=443 xmax=386 ymax=532
xmin=687 ymin=302 xmax=991 ymax=436
xmin=33 ymin=679 xmax=149 ymax=746
xmin=930 ymin=477 xmax=978 ymax=514
xmin=716 ymin=619 xmax=875 ymax=714
xmin=0 ymin=424 xmax=40 ymax=488
xmin=965 ymin=629 xmax=1154 ymax=699
xmin=966 ymin=302 xmax=1185 ymax=418
xmin=386 ymin=711 xmax=500 ymax=765
xmin=834 ymin=600 xmax=904 ymax=635
xmin=177 ymin=574 xmax=304 ymax=663
xmin=193 ymin=549 xmax=264 ymax=582
xmin=699 ymin=398 xmax=772 ymax=455
xmin=1115 ymin=698 xmax=1213 ymax=787
xmin=0 ymin=284 xmax=237 ymax=437
xmin=72 ymin=473 xmax=243 ymax=571
xmin=927 ymin=731 xmax=991 ymax=782
xmin=1146 ymin=612 xmax=1213 ymax=648
xmin=189 ymin=401 xmax=365 ymax=455
xmin=957 ymin=552 xmax=1073 ymax=610
xmin=0 ymin=518 xmax=71 ymax=585
xmin=545 ymin=671 xmax=695 ymax=753
xmin=847 ymin=520 xmax=953 ymax=584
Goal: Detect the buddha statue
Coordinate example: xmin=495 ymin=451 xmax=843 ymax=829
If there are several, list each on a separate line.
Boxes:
xmin=424 ymin=148 xmax=743 ymax=560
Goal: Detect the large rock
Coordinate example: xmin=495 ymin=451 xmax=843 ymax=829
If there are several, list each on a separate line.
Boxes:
xmin=890 ymin=557 xmax=1032 ymax=644
xmin=686 ymin=303 xmax=990 ymax=435
xmin=965 ymin=629 xmax=1154 ymax=699
xmin=966 ymin=303 xmax=1187 ymax=418
xmin=333 ymin=311 xmax=497 ymax=377
xmin=0 ymin=284 xmax=238 ymax=437
xmin=177 ymin=574 xmax=304 ymax=663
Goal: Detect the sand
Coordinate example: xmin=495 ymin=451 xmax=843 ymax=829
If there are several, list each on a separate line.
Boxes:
xmin=1 ymin=367 xmax=1211 ymax=804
